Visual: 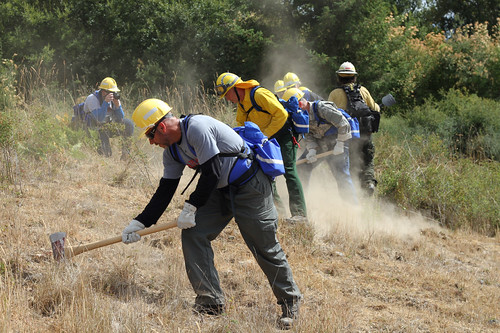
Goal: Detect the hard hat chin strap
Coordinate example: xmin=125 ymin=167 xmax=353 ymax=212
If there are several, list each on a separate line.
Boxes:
xmin=234 ymin=86 xmax=241 ymax=102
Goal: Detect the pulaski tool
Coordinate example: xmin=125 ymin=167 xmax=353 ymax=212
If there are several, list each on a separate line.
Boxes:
xmin=49 ymin=220 xmax=177 ymax=261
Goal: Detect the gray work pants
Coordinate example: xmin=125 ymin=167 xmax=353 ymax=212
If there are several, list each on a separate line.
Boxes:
xmin=181 ymin=168 xmax=302 ymax=306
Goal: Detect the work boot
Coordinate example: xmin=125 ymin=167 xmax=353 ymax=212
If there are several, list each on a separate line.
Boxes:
xmin=365 ymin=182 xmax=376 ymax=196
xmin=285 ymin=215 xmax=308 ymax=224
xmin=278 ymin=300 xmax=300 ymax=330
xmin=192 ymin=303 xmax=225 ymax=316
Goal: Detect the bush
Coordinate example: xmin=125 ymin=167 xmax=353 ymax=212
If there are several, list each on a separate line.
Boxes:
xmin=407 ymin=89 xmax=500 ymax=161
xmin=0 ymin=58 xmax=19 ymax=111
xmin=377 ymin=117 xmax=500 ymax=235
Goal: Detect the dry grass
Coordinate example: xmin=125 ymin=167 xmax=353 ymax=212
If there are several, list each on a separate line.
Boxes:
xmin=1 ymin=137 xmax=499 ymax=333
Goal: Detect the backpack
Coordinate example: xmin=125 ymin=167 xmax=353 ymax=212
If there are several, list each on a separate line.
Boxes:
xmin=233 ymin=121 xmax=285 ymax=178
xmin=249 ymin=85 xmax=308 ymax=134
xmin=312 ymin=101 xmax=360 ymax=139
xmin=280 ymin=95 xmax=309 ymax=134
xmin=169 ymin=115 xmax=284 ymax=187
xmin=71 ymin=91 xmax=100 ymax=129
xmin=342 ymin=84 xmax=380 ymax=133
xmin=71 ymin=102 xmax=86 ymax=129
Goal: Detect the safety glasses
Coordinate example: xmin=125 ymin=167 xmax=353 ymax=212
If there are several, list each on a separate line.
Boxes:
xmin=145 ymin=115 xmax=167 ymax=139
xmin=145 ymin=123 xmax=159 ymax=139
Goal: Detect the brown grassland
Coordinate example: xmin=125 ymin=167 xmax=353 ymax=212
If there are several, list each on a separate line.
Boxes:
xmin=1 ymin=114 xmax=499 ymax=332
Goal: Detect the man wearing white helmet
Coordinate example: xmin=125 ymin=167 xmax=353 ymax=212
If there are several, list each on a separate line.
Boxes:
xmin=83 ymin=77 xmax=134 ymax=158
xmin=328 ymin=62 xmax=380 ymax=195
xmin=121 ymin=98 xmax=302 ymax=330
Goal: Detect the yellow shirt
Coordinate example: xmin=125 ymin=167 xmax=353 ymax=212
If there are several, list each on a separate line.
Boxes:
xmin=328 ymin=83 xmax=380 ymax=112
xmin=235 ymin=86 xmax=288 ymax=138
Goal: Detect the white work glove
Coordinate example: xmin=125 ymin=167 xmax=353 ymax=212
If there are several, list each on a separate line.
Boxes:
xmin=122 ymin=219 xmax=145 ymax=244
xmin=333 ymin=141 xmax=344 ymax=155
xmin=306 ymin=149 xmax=317 ymax=164
xmin=177 ymin=202 xmax=197 ymax=229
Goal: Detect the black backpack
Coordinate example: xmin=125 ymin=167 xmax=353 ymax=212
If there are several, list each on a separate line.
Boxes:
xmin=342 ymin=84 xmax=372 ymax=118
xmin=342 ymin=84 xmax=380 ymax=133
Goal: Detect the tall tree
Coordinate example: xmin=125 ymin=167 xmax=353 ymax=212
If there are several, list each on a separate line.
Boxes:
xmin=424 ymin=0 xmax=500 ymax=35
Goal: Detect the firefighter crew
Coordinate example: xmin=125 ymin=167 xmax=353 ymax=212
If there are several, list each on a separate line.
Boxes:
xmin=216 ymin=72 xmax=308 ymax=224
xmin=121 ymin=99 xmax=302 ymax=329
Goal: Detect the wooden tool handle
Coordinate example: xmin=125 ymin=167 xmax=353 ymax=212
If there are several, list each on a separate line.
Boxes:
xmin=296 ymin=150 xmax=334 ymax=166
xmin=66 ymin=220 xmax=178 ymax=258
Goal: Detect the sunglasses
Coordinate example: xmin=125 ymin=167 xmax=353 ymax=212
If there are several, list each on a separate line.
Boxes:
xmin=145 ymin=124 xmax=158 ymax=139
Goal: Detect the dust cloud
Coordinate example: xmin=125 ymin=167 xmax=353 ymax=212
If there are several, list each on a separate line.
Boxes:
xmin=258 ymin=44 xmax=329 ymax=97
xmin=276 ymin=161 xmax=439 ymax=240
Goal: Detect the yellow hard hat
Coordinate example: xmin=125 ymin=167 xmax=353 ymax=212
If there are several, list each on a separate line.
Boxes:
xmin=215 ymin=72 xmax=242 ymax=98
xmin=274 ymin=80 xmax=286 ymax=93
xmin=336 ymin=62 xmax=357 ymax=77
xmin=98 ymin=77 xmax=120 ymax=92
xmin=282 ymin=87 xmax=305 ymax=102
xmin=132 ymin=98 xmax=172 ymax=136
xmin=283 ymin=72 xmax=301 ymax=88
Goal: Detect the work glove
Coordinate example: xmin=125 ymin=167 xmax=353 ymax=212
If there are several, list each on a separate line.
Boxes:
xmin=333 ymin=141 xmax=344 ymax=155
xmin=306 ymin=149 xmax=317 ymax=164
xmin=177 ymin=202 xmax=197 ymax=229
xmin=122 ymin=219 xmax=145 ymax=244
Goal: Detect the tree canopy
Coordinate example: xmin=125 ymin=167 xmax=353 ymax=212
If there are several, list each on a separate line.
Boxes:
xmin=0 ymin=0 xmax=499 ymax=110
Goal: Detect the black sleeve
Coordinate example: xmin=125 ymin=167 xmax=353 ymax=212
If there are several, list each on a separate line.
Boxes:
xmin=187 ymin=154 xmax=222 ymax=208
xmin=135 ymin=177 xmax=180 ymax=227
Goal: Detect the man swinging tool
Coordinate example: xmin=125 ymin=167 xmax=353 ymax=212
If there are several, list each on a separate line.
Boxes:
xmin=121 ymin=98 xmax=302 ymax=330
xmin=284 ymin=88 xmax=358 ymax=204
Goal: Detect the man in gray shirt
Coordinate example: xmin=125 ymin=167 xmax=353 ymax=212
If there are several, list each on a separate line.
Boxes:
xmin=83 ymin=77 xmax=134 ymax=158
xmin=121 ymin=98 xmax=302 ymax=329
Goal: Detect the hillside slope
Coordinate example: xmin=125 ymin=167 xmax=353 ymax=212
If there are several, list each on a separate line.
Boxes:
xmin=1 ymin=142 xmax=499 ymax=332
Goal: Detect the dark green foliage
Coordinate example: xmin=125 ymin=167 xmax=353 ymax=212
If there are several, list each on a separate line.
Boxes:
xmin=0 ymin=59 xmax=17 ymax=111
xmin=1 ymin=0 xmax=499 ymax=106
xmin=423 ymin=0 xmax=500 ymax=35
xmin=0 ymin=112 xmax=13 ymax=148
xmin=406 ymin=90 xmax=500 ymax=161
xmin=0 ymin=0 xmax=273 ymax=91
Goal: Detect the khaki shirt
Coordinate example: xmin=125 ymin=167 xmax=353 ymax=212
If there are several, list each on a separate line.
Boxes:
xmin=328 ymin=84 xmax=380 ymax=112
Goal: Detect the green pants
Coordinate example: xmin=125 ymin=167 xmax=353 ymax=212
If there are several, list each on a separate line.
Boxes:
xmin=181 ymin=169 xmax=302 ymax=306
xmin=272 ymin=127 xmax=307 ymax=217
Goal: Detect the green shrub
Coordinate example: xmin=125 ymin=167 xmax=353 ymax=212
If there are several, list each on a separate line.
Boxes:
xmin=406 ymin=89 xmax=500 ymax=161
xmin=377 ymin=117 xmax=500 ymax=235
xmin=0 ymin=58 xmax=19 ymax=111
xmin=0 ymin=112 xmax=13 ymax=148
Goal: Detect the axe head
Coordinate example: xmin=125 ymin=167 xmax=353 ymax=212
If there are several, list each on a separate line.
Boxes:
xmin=49 ymin=232 xmax=66 ymax=261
